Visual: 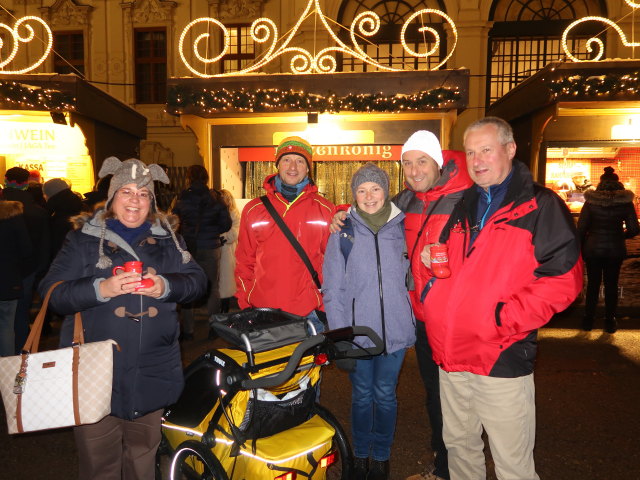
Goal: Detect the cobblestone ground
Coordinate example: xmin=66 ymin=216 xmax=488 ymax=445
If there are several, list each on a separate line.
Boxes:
xmin=1 ymin=239 xmax=639 ymax=479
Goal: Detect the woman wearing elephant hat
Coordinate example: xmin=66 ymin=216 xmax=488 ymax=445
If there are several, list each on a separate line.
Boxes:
xmin=39 ymin=156 xmax=207 ymax=480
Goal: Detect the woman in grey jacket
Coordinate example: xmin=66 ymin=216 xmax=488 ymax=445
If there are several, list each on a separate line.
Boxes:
xmin=322 ymin=163 xmax=415 ymax=480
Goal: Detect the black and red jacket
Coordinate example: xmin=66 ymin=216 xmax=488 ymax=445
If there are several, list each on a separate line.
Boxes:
xmin=423 ymin=161 xmax=583 ymax=377
xmin=393 ymin=150 xmax=472 ymax=322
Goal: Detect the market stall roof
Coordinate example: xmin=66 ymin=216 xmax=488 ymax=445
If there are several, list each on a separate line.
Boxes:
xmin=166 ymin=69 xmax=469 ymax=117
xmin=0 ymin=73 xmax=146 ymax=139
xmin=488 ymin=60 xmax=640 ymax=122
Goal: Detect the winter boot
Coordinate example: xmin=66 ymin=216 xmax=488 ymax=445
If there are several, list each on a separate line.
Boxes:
xmin=605 ymin=316 xmax=617 ymax=334
xmin=367 ymin=459 xmax=389 ymax=480
xmin=353 ymin=457 xmax=368 ymax=480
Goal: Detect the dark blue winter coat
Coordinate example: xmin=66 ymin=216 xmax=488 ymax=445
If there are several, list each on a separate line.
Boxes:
xmin=172 ymin=182 xmax=232 ymax=251
xmin=39 ymin=210 xmax=207 ymax=420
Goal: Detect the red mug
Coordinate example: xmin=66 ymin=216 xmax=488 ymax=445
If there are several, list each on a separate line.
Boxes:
xmin=112 ymin=261 xmax=143 ymax=276
xmin=112 ymin=261 xmax=154 ymax=290
xmin=430 ymin=244 xmax=451 ymax=279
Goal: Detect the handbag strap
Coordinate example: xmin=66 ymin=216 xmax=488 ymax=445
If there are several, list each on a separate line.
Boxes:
xmin=22 ymin=281 xmax=85 ymax=354
xmin=260 ymin=195 xmax=321 ymax=290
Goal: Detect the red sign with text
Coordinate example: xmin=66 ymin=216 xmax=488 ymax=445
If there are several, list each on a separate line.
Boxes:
xmin=237 ymin=145 xmax=402 ymax=162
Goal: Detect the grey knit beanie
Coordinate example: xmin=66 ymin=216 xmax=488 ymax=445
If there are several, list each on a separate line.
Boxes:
xmin=43 ymin=178 xmax=70 ymax=199
xmin=351 ymin=163 xmax=390 ymax=199
xmin=94 ymin=156 xmax=191 ymax=268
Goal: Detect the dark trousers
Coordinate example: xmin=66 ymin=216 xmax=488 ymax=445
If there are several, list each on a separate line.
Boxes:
xmin=584 ymin=257 xmax=623 ymax=324
xmin=182 ymin=247 xmax=221 ymax=335
xmin=415 ymin=321 xmax=449 ymax=479
xmin=74 ymin=410 xmax=163 ymax=480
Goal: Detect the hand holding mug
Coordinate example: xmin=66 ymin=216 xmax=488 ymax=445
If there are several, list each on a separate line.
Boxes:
xmin=133 ymin=272 xmax=165 ymax=298
xmin=111 ymin=261 xmax=155 ymax=292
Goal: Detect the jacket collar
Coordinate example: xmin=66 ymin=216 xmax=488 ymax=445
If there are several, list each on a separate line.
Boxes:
xmin=80 ymin=209 xmax=172 ymax=258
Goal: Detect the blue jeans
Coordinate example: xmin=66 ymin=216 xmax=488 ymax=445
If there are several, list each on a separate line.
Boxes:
xmin=305 ymin=310 xmax=326 ymax=334
xmin=349 ymin=348 xmax=406 ymax=461
xmin=0 ymin=300 xmax=17 ymax=357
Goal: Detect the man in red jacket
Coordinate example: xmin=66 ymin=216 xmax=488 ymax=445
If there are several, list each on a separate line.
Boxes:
xmin=421 ymin=117 xmax=582 ymax=480
xmin=235 ymin=136 xmax=334 ymax=332
xmin=333 ymin=131 xmax=472 ymax=480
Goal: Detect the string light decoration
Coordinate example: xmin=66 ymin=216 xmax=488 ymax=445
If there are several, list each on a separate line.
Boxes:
xmin=0 ymin=16 xmax=53 ymax=74
xmin=562 ymin=0 xmax=640 ymax=62
xmin=178 ymin=0 xmax=458 ymax=77
xmin=548 ymin=73 xmax=640 ymax=98
xmin=166 ymin=85 xmax=461 ymax=114
xmin=0 ymin=80 xmax=76 ymax=111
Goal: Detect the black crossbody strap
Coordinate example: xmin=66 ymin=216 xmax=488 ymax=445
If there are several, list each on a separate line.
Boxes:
xmin=260 ymin=195 xmax=321 ymax=289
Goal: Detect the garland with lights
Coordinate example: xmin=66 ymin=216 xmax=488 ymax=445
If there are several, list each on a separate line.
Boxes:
xmin=167 ymin=85 xmax=462 ymax=114
xmin=548 ymin=73 xmax=640 ymax=98
xmin=0 ymin=80 xmax=76 ymax=111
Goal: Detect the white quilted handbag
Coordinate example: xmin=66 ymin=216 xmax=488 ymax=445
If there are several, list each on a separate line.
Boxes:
xmin=0 ymin=281 xmax=118 ymax=434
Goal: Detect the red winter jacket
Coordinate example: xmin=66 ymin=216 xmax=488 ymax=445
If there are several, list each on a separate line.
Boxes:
xmin=393 ymin=150 xmax=472 ymax=322
xmin=235 ymin=174 xmax=335 ymax=316
xmin=423 ymin=161 xmax=583 ymax=377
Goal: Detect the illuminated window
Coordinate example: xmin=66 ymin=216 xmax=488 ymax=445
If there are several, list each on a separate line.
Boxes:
xmin=53 ymin=31 xmax=85 ymax=76
xmin=487 ymin=0 xmax=606 ymax=106
xmin=134 ymin=27 xmax=167 ymax=104
xmin=337 ymin=0 xmax=447 ymax=71
xmin=222 ymin=24 xmax=255 ymax=73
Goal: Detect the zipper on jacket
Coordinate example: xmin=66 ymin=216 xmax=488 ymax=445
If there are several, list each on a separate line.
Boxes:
xmin=351 ymin=298 xmax=356 ymax=327
xmin=373 ymin=232 xmax=387 ymax=354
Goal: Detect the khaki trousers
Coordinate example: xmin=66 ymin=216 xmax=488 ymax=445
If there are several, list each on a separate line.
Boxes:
xmin=74 ymin=409 xmax=163 ymax=480
xmin=439 ymin=369 xmax=540 ymax=480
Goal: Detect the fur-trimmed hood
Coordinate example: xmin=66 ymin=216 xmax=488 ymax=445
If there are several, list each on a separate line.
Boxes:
xmin=0 ymin=200 xmax=24 ymax=220
xmin=70 ymin=208 xmax=189 ymax=268
xmin=70 ymin=209 xmax=180 ymax=232
xmin=584 ymin=188 xmax=635 ymax=207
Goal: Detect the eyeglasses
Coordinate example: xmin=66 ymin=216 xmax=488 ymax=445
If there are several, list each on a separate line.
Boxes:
xmin=117 ymin=188 xmax=152 ymax=201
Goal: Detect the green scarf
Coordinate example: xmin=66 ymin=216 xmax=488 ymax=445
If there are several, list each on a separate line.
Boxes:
xmin=355 ymin=200 xmax=392 ymax=233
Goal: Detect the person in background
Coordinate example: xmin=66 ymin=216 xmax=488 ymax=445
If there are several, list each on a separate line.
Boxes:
xmin=39 ymin=156 xmax=206 ymax=480
xmin=421 ymin=116 xmax=582 ymax=480
xmin=172 ymin=165 xmax=231 ymax=340
xmin=332 ymin=132 xmax=472 ymax=480
xmin=218 ymin=189 xmax=241 ymax=314
xmin=0 ymin=200 xmax=32 ymax=356
xmin=235 ymin=136 xmax=334 ymax=333
xmin=323 ymin=163 xmax=415 ymax=480
xmin=43 ymin=178 xmax=84 ymax=258
xmin=578 ymin=166 xmax=639 ymax=333
xmin=27 ymin=169 xmax=46 ymax=208
xmin=3 ymin=167 xmax=50 ymax=353
xmin=83 ymin=174 xmax=112 ymax=212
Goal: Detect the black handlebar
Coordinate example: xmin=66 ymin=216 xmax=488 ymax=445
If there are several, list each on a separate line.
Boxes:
xmin=239 ymin=334 xmax=324 ymax=389
xmin=238 ymin=325 xmax=384 ymax=390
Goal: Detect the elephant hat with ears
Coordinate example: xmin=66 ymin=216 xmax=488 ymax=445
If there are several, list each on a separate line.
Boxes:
xmin=95 ymin=156 xmax=191 ymax=268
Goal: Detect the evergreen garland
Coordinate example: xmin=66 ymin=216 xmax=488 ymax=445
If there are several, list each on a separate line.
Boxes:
xmin=166 ymin=85 xmax=462 ymax=114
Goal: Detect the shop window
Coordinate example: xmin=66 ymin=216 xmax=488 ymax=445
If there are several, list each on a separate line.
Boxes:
xmin=134 ymin=27 xmax=167 ymax=104
xmin=53 ymin=31 xmax=85 ymax=76
xmin=221 ymin=24 xmax=255 ymax=73
xmin=546 ymin=146 xmax=640 ymax=216
xmin=336 ymin=0 xmax=447 ymax=71
xmin=487 ymin=0 xmax=606 ymax=106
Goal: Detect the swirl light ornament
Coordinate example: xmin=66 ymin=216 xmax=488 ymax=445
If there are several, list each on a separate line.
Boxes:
xmin=178 ymin=0 xmax=458 ymax=77
xmin=0 ymin=16 xmax=53 ymax=74
xmin=562 ymin=0 xmax=640 ymax=62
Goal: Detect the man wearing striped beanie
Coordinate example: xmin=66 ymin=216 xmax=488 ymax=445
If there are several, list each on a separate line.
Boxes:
xmin=235 ymin=136 xmax=335 ymax=333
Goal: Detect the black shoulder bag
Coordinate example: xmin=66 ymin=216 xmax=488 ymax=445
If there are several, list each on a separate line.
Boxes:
xmin=260 ymin=195 xmax=322 ymax=290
